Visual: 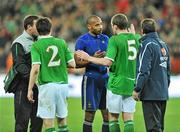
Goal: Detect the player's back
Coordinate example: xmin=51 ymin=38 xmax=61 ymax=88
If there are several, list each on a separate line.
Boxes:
xmin=110 ymin=33 xmax=139 ymax=78
xmin=32 ymin=36 xmax=72 ymax=85
xmin=107 ymin=33 xmax=140 ymax=95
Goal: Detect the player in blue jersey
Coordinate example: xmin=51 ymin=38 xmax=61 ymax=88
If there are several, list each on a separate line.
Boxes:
xmin=75 ymin=15 xmax=109 ymax=132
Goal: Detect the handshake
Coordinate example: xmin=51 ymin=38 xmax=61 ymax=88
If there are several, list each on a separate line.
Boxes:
xmin=74 ymin=50 xmax=106 ymax=62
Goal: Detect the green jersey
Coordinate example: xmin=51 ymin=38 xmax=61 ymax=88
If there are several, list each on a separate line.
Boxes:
xmin=31 ymin=36 xmax=73 ymax=85
xmin=105 ymin=33 xmax=140 ymax=95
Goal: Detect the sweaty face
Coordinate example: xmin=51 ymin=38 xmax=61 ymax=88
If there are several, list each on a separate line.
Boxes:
xmin=89 ymin=18 xmax=103 ymax=35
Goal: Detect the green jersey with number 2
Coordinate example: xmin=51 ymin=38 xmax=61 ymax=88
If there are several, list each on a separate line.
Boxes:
xmin=105 ymin=33 xmax=140 ymax=95
xmin=31 ymin=36 xmax=73 ymax=85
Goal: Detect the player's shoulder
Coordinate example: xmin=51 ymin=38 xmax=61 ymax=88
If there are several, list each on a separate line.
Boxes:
xmin=51 ymin=37 xmax=67 ymax=46
xmin=77 ymin=33 xmax=89 ymax=41
xmin=99 ymin=34 xmax=109 ymax=41
xmin=76 ymin=33 xmax=90 ymax=45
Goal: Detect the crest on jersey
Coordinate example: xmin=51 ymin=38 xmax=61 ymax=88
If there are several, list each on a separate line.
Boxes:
xmin=161 ymin=48 xmax=166 ymax=56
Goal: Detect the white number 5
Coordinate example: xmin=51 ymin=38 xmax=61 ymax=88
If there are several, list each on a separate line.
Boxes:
xmin=128 ymin=40 xmax=137 ymax=60
xmin=46 ymin=45 xmax=60 ymax=67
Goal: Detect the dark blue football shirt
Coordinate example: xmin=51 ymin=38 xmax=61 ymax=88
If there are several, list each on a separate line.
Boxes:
xmin=75 ymin=33 xmax=109 ymax=78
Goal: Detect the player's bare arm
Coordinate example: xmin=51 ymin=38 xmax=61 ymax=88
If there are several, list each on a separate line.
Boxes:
xmin=68 ymin=60 xmax=76 ymax=68
xmin=27 ymin=64 xmax=40 ymax=103
xmin=74 ymin=50 xmax=106 ymax=68
xmin=75 ymin=50 xmax=112 ymax=66
xmin=74 ymin=52 xmax=89 ymax=68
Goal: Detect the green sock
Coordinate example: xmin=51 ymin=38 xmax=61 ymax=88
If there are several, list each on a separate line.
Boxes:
xmin=124 ymin=120 xmax=134 ymax=132
xmin=109 ymin=120 xmax=120 ymax=132
xmin=58 ymin=125 xmax=68 ymax=132
xmin=45 ymin=127 xmax=56 ymax=132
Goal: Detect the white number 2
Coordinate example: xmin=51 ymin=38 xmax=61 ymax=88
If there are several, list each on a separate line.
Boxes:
xmin=128 ymin=40 xmax=137 ymax=60
xmin=46 ymin=45 xmax=60 ymax=67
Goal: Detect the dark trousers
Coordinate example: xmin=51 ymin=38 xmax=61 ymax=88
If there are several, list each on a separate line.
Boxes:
xmin=142 ymin=101 xmax=167 ymax=132
xmin=14 ymin=87 xmax=42 ymax=132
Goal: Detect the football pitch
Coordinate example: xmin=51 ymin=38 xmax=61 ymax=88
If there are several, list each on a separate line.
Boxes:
xmin=0 ymin=98 xmax=180 ymax=132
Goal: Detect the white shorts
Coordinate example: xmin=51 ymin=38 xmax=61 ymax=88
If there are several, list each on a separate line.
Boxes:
xmin=107 ymin=89 xmax=136 ymax=114
xmin=37 ymin=83 xmax=68 ymax=119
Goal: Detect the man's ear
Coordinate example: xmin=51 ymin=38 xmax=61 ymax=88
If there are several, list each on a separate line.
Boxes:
xmin=140 ymin=29 xmax=144 ymax=35
xmin=87 ymin=24 xmax=90 ymax=30
xmin=26 ymin=25 xmax=32 ymax=31
xmin=114 ymin=25 xmax=118 ymax=31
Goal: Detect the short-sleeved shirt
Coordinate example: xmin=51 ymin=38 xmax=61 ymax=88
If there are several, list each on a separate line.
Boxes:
xmin=31 ymin=36 xmax=73 ymax=85
xmin=105 ymin=33 xmax=140 ymax=95
xmin=75 ymin=33 xmax=109 ymax=78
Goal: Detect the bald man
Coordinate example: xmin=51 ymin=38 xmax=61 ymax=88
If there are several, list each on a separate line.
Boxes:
xmin=75 ymin=15 xmax=109 ymax=132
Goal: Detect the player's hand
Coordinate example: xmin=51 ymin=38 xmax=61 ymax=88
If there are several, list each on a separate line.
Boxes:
xmin=27 ymin=90 xmax=35 ymax=103
xmin=75 ymin=50 xmax=90 ymax=61
xmin=132 ymin=90 xmax=139 ymax=101
xmin=94 ymin=50 xmax=106 ymax=58
xmin=128 ymin=24 xmax=135 ymax=34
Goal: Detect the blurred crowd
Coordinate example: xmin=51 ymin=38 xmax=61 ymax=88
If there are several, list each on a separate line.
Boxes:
xmin=0 ymin=0 xmax=180 ymax=72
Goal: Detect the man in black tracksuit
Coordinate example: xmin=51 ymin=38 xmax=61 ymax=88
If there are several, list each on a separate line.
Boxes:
xmin=11 ymin=15 xmax=42 ymax=132
xmin=133 ymin=18 xmax=170 ymax=132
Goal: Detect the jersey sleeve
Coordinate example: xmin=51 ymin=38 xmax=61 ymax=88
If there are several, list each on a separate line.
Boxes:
xmin=31 ymin=44 xmax=41 ymax=65
xmin=105 ymin=37 xmax=117 ymax=62
xmin=75 ymin=39 xmax=85 ymax=51
xmin=64 ymin=41 xmax=73 ymax=63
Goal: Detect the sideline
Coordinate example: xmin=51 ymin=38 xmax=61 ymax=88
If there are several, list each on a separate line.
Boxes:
xmin=0 ymin=74 xmax=180 ymax=98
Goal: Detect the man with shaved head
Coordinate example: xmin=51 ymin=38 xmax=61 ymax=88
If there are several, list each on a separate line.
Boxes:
xmin=75 ymin=15 xmax=109 ymax=132
xmin=75 ymin=13 xmax=141 ymax=132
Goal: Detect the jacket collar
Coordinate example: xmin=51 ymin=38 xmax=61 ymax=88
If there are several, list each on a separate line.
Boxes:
xmin=23 ymin=30 xmax=34 ymax=41
xmin=140 ymin=32 xmax=159 ymax=42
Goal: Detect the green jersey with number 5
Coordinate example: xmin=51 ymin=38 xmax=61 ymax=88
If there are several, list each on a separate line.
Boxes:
xmin=31 ymin=36 xmax=73 ymax=85
xmin=105 ymin=33 xmax=140 ymax=95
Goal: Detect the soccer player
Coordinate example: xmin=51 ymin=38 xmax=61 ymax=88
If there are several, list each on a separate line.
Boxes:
xmin=11 ymin=15 xmax=42 ymax=132
xmin=75 ymin=15 xmax=109 ymax=132
xmin=133 ymin=18 xmax=170 ymax=132
xmin=27 ymin=17 xmax=75 ymax=132
xmin=76 ymin=13 xmax=140 ymax=132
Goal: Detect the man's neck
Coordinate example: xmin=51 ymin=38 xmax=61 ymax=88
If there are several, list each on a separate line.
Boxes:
xmin=116 ymin=29 xmax=128 ymax=35
xmin=89 ymin=31 xmax=97 ymax=37
xmin=25 ymin=30 xmax=32 ymax=36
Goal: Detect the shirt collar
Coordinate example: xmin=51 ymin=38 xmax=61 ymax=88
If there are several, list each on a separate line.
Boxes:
xmin=141 ymin=32 xmax=159 ymax=41
xmin=38 ymin=35 xmax=53 ymax=40
xmin=88 ymin=32 xmax=101 ymax=39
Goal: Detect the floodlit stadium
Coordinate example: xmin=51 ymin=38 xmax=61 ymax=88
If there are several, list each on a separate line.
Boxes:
xmin=0 ymin=0 xmax=180 ymax=132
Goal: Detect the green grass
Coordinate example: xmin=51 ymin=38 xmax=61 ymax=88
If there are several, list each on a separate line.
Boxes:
xmin=0 ymin=98 xmax=180 ymax=132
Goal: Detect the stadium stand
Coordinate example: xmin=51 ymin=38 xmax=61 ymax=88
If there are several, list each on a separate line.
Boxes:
xmin=0 ymin=0 xmax=180 ymax=73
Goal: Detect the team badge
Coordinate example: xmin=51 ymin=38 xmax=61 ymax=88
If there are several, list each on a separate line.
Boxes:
xmin=88 ymin=102 xmax=92 ymax=108
xmin=161 ymin=48 xmax=166 ymax=56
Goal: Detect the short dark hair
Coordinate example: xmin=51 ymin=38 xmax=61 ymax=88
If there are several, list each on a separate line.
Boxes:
xmin=24 ymin=15 xmax=39 ymax=30
xmin=36 ymin=17 xmax=52 ymax=35
xmin=141 ymin=18 xmax=156 ymax=34
xmin=111 ymin=13 xmax=129 ymax=30
xmin=86 ymin=15 xmax=101 ymax=25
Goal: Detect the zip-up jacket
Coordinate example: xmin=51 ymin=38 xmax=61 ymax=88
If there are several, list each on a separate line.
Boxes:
xmin=134 ymin=32 xmax=170 ymax=100
xmin=11 ymin=31 xmax=36 ymax=91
